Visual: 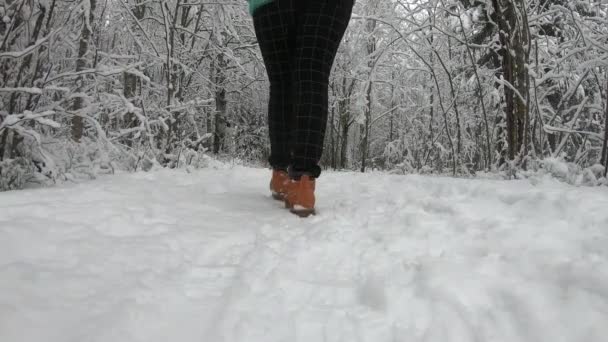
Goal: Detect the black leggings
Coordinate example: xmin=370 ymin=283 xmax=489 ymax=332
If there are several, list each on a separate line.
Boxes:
xmin=253 ymin=0 xmax=353 ymax=177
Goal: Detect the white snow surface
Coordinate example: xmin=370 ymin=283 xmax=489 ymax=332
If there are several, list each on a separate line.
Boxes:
xmin=1 ymin=166 xmax=607 ymax=342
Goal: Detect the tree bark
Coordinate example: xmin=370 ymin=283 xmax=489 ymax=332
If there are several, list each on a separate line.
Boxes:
xmin=213 ymin=53 xmax=227 ymax=155
xmin=360 ymin=17 xmax=376 ymax=173
xmin=492 ymin=0 xmax=530 ymax=162
xmin=338 ymin=77 xmax=355 ymax=169
xmin=330 ymin=100 xmax=337 ymax=169
xmin=72 ymin=0 xmax=97 ymax=142
xmin=601 ymin=77 xmax=608 ymax=176
xmin=123 ymin=0 xmax=146 ymax=141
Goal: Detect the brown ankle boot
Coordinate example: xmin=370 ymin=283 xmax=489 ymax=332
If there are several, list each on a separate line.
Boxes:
xmin=284 ymin=175 xmax=316 ymax=217
xmin=270 ymin=169 xmax=289 ymax=200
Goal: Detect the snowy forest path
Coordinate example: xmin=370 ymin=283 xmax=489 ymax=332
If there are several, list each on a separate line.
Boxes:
xmin=1 ymin=166 xmax=607 ymax=342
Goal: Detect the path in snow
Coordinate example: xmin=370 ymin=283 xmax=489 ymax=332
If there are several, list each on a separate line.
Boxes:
xmin=1 ymin=166 xmax=607 ymax=342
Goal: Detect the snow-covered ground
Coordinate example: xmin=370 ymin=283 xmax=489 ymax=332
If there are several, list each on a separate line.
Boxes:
xmin=1 ymin=166 xmax=607 ymax=342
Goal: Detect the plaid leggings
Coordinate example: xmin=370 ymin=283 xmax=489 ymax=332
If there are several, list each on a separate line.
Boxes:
xmin=253 ymin=0 xmax=354 ymax=178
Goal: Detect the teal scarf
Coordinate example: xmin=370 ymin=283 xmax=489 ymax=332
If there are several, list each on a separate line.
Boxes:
xmin=249 ymin=0 xmax=274 ymax=15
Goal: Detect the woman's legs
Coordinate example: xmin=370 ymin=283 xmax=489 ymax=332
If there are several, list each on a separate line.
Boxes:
xmin=254 ymin=0 xmax=353 ymax=176
xmin=252 ymin=1 xmax=296 ymax=171
xmin=291 ymin=0 xmax=353 ymax=178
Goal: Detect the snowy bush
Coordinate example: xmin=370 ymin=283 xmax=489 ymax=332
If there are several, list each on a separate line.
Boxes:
xmin=0 ymin=157 xmax=33 ymax=190
xmin=499 ymin=157 xmax=608 ymax=187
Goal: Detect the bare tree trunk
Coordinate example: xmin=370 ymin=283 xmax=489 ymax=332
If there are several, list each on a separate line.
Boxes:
xmin=360 ymin=79 xmax=372 ymax=172
xmin=72 ymin=0 xmax=97 ymax=142
xmin=601 ymin=77 xmax=608 ymax=177
xmin=213 ymin=53 xmax=227 ymax=155
xmin=493 ymin=0 xmax=530 ymax=162
xmin=339 ymin=77 xmax=355 ymax=169
xmin=360 ymin=17 xmax=376 ymax=173
xmin=123 ymin=0 xmax=146 ymax=144
xmin=330 ymin=100 xmax=337 ymax=169
xmin=0 ymin=130 xmax=12 ymax=162
xmin=340 ymin=116 xmax=349 ymax=169
xmin=389 ymin=71 xmax=395 ymax=142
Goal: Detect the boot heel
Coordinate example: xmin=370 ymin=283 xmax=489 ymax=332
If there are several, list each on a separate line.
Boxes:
xmin=290 ymin=206 xmax=315 ymax=217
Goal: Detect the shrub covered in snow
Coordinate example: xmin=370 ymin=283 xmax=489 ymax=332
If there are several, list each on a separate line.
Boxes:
xmin=485 ymin=157 xmax=608 ymax=187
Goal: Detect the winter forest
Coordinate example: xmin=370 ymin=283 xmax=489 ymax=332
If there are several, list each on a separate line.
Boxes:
xmin=1 ymin=0 xmax=608 ymax=189
xmin=3 ymin=1 xmax=608 ymax=341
